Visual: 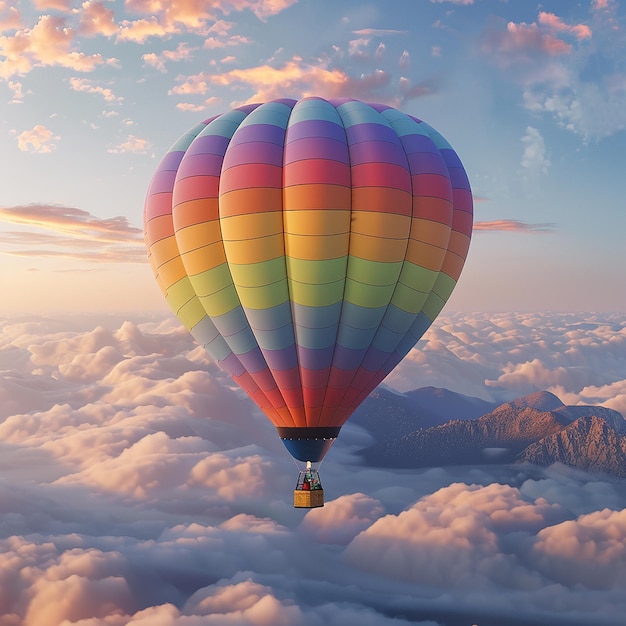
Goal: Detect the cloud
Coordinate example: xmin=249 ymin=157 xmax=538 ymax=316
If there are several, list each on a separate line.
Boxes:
xmin=533 ymin=508 xmax=626 ymax=588
xmin=473 ymin=220 xmax=556 ymax=233
xmin=0 ymin=14 xmax=107 ymax=78
xmin=78 ymin=0 xmax=119 ymax=37
xmin=123 ymin=0 xmax=298 ymax=31
xmin=173 ymin=57 xmax=425 ymax=107
xmin=521 ymin=125 xmax=551 ymax=174
xmin=13 ymin=124 xmax=59 ymax=152
xmin=1 ymin=313 xmax=626 ymax=625
xmin=482 ymin=9 xmax=626 ymax=140
xmin=352 ymin=29 xmax=408 ymax=36
xmin=117 ymin=16 xmax=171 ymax=43
xmin=298 ymin=493 xmax=385 ymax=545
xmin=69 ymin=77 xmax=123 ymax=103
xmin=7 ymin=79 xmax=24 ymax=103
xmin=538 ymin=11 xmax=592 ymax=41
xmin=0 ymin=204 xmax=145 ymax=264
xmin=142 ymin=43 xmax=195 ymax=72
xmin=0 ymin=205 xmax=142 ymax=241
xmin=0 ymin=2 xmax=22 ymax=30
xmin=107 ymin=134 xmax=151 ymax=154
xmin=430 ymin=0 xmax=474 ymax=5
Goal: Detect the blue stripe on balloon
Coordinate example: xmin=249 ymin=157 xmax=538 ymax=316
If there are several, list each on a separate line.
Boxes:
xmin=336 ymin=324 xmax=378 ymax=350
xmin=291 ymin=302 xmax=343 ymax=329
xmin=294 ymin=324 xmax=337 ymax=349
xmin=245 ymin=302 xmax=292 ymax=330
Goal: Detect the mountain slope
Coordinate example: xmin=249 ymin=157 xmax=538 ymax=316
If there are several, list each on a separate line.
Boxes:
xmin=518 ymin=415 xmax=626 ymax=476
xmin=358 ymin=391 xmax=626 ymax=476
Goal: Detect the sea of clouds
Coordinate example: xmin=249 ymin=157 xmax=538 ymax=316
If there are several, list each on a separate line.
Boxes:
xmin=1 ymin=311 xmax=625 ymax=626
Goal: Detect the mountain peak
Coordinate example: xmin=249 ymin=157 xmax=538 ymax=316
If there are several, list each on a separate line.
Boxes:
xmin=507 ymin=391 xmax=564 ymax=412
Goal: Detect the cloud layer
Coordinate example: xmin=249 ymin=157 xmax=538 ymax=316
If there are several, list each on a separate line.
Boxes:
xmin=0 ymin=312 xmax=625 ymax=625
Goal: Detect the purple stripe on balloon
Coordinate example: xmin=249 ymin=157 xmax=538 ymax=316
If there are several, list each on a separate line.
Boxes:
xmin=187 ymin=134 xmax=230 ymax=157
xmin=349 ymin=140 xmax=408 ymax=167
xmin=148 ymin=170 xmax=176 ymax=195
xmin=262 ymin=345 xmax=299 ymax=371
xmin=235 ymin=103 xmax=263 ymax=115
xmin=286 ymin=120 xmax=346 ymax=144
xmin=361 ymin=346 xmax=392 ymax=372
xmin=221 ymin=352 xmax=247 ymax=377
xmin=224 ymin=141 xmax=284 ymax=167
xmin=297 ymin=345 xmax=335 ymax=370
xmin=331 ymin=345 xmax=368 ymax=370
xmin=345 ymin=123 xmax=399 ymax=145
xmin=269 ymin=98 xmax=298 ymax=108
xmin=398 ymin=134 xmax=438 ymax=154
xmin=238 ymin=347 xmax=268 ymax=374
xmin=176 ymin=153 xmax=224 ymax=179
xmin=448 ymin=167 xmax=471 ymax=191
xmin=229 ymin=124 xmax=286 ymax=147
xmin=283 ymin=137 xmax=349 ymax=165
xmin=440 ymin=148 xmax=463 ymax=169
xmin=407 ymin=152 xmax=448 ymax=176
xmin=366 ymin=102 xmax=392 ymax=113
xmin=159 ymin=151 xmax=185 ymax=171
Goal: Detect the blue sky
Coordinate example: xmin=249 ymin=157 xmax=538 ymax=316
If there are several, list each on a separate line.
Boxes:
xmin=1 ymin=0 xmax=625 ymax=314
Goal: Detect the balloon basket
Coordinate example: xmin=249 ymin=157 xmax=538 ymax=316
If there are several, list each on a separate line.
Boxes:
xmin=294 ymin=488 xmax=324 ymax=508
xmin=293 ymin=467 xmax=324 ymax=508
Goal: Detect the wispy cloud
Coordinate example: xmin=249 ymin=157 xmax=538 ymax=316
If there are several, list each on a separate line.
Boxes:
xmin=107 ymin=134 xmax=151 ymax=154
xmin=521 ymin=125 xmax=551 ymax=174
xmin=69 ymin=77 xmax=123 ymax=104
xmin=474 ymin=220 xmax=556 ymax=233
xmin=352 ymin=29 xmax=408 ymax=36
xmin=0 ymin=204 xmax=144 ymax=264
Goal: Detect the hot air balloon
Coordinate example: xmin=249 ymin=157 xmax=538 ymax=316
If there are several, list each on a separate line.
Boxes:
xmin=144 ymin=97 xmax=472 ymax=508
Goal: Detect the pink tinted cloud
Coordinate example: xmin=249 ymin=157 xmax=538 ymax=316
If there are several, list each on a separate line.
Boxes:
xmin=0 ymin=2 xmax=22 ymax=30
xmin=504 ymin=21 xmax=572 ymax=56
xmin=533 ymin=508 xmax=626 ymax=588
xmin=69 ymin=77 xmax=123 ymax=103
xmin=474 ymin=220 xmax=556 ymax=233
xmin=125 ymin=0 xmax=297 ymax=30
xmin=0 ymin=205 xmax=142 ymax=242
xmin=0 ymin=14 xmax=106 ymax=78
xmin=298 ymin=493 xmax=385 ymax=544
xmin=345 ymin=482 xmax=560 ymax=588
xmin=78 ymin=1 xmax=119 ymax=37
xmin=117 ymin=16 xmax=170 ymax=43
xmin=0 ymin=204 xmax=145 ymax=264
xmin=538 ymin=11 xmax=592 ymax=40
xmin=14 ymin=124 xmax=59 ymax=153
xmin=481 ymin=15 xmax=583 ymax=69
xmin=182 ymin=59 xmax=398 ymax=106
xmin=33 ymin=0 xmax=73 ymax=9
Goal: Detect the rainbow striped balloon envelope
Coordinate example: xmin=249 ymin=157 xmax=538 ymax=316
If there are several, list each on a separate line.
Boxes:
xmin=144 ymin=97 xmax=472 ymax=464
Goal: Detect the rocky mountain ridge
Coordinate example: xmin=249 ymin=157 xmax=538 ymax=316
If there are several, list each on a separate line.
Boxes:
xmin=357 ymin=389 xmax=626 ymax=477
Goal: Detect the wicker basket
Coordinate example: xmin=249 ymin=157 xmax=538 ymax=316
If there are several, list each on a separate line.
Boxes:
xmin=294 ymin=489 xmax=324 ymax=508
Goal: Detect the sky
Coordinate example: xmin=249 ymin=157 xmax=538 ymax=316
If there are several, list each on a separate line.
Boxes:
xmin=2 ymin=3 xmax=626 ymax=624
xmin=0 ymin=311 xmax=625 ymax=626
xmin=1 ymin=0 xmax=626 ymax=315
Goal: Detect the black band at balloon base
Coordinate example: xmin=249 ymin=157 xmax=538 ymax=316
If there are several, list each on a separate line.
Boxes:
xmin=276 ymin=426 xmax=341 ymax=462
